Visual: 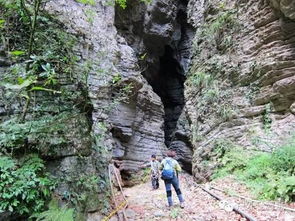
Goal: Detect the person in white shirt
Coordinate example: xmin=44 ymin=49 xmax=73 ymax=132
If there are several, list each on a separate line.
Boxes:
xmin=150 ymin=154 xmax=160 ymax=189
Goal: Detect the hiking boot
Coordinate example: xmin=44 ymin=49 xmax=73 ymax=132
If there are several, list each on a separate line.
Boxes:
xmin=180 ymin=202 xmax=185 ymax=208
xmin=167 ymin=205 xmax=173 ymax=210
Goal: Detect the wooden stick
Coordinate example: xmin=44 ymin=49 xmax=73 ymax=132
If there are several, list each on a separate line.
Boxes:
xmin=112 ymin=164 xmax=128 ymax=203
xmin=108 ymin=165 xmax=122 ymax=221
xmin=197 ymin=184 xmax=257 ymax=221
xmin=110 ymin=165 xmax=128 ymax=221
xmin=210 ymin=186 xmax=295 ymax=213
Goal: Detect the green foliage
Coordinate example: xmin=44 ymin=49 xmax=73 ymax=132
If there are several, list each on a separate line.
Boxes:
xmin=109 ymin=73 xmax=135 ymax=105
xmin=0 ymin=0 xmax=110 ymax=218
xmin=213 ymin=139 xmax=234 ymax=156
xmin=111 ymin=73 xmax=122 ymax=85
xmin=218 ymin=103 xmax=235 ymax=121
xmin=0 ymin=3 xmax=86 ymax=121
xmin=187 ymin=71 xmax=213 ymax=89
xmin=30 ymin=199 xmax=74 ymax=221
xmin=71 ymin=175 xmax=99 ymax=205
xmin=202 ymin=11 xmax=235 ymax=36
xmin=9 ymin=50 xmax=25 ymax=56
xmin=0 ymin=155 xmax=55 ymax=215
xmin=203 ymin=87 xmax=220 ymax=103
xmin=245 ymin=83 xmax=259 ymax=104
xmin=116 ymin=0 xmax=127 ymax=9
xmin=200 ymin=9 xmax=238 ymax=52
xmin=84 ymin=8 xmax=96 ymax=25
xmin=214 ymin=136 xmax=295 ymax=202
xmin=107 ymin=0 xmax=154 ymax=8
xmin=130 ymin=167 xmax=152 ymax=184
xmin=215 ymin=148 xmax=250 ymax=177
xmin=141 ymin=167 xmax=151 ymax=183
xmin=59 ymin=173 xmax=109 ymax=213
xmin=272 ymin=143 xmax=294 ymax=174
xmin=0 ymin=112 xmax=81 ymax=154
xmin=170 ymin=208 xmax=181 ymax=218
xmin=76 ymin=0 xmax=96 ymax=5
xmin=140 ymin=0 xmax=153 ymax=3
xmin=0 ymin=18 xmax=5 ymax=28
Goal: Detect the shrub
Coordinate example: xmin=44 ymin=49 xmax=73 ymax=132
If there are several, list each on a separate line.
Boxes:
xmin=272 ymin=141 xmax=294 ymax=174
xmin=217 ymin=104 xmax=235 ymax=121
xmin=213 ymin=136 xmax=295 ymax=202
xmin=0 ymin=113 xmax=81 ymax=154
xmin=0 ymin=155 xmax=55 ymax=215
xmin=213 ymin=146 xmax=252 ymax=179
xmin=187 ymin=71 xmax=213 ymax=89
xmin=199 ymin=10 xmax=239 ymax=52
xmin=30 ymin=199 xmax=74 ymax=221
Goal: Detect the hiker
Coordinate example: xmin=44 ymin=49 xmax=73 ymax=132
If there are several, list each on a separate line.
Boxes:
xmin=160 ymin=150 xmax=184 ymax=208
xmin=150 ymin=154 xmax=160 ymax=190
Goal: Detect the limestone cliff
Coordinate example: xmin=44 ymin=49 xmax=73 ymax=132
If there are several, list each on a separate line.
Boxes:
xmin=185 ymin=0 xmax=295 ymax=182
xmin=1 ymin=0 xmax=295 ymax=219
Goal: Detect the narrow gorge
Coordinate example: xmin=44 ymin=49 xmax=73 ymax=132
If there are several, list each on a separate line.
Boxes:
xmin=0 ymin=0 xmax=294 ymax=220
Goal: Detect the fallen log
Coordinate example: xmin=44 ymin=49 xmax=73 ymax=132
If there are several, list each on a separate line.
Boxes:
xmin=209 ymin=185 xmax=295 ymax=213
xmin=197 ymin=185 xmax=257 ymax=221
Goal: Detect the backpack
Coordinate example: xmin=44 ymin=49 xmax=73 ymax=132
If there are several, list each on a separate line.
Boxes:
xmin=161 ymin=159 xmax=174 ymax=180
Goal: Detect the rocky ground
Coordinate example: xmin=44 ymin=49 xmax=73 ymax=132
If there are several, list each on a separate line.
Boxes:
xmin=109 ymin=174 xmax=295 ymax=221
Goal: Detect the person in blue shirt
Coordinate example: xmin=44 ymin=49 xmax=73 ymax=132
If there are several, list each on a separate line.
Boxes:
xmin=160 ymin=150 xmax=184 ymax=208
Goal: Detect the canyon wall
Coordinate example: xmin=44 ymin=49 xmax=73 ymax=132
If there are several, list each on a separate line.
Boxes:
xmin=1 ymin=0 xmax=295 ymax=219
xmin=185 ymin=0 xmax=295 ymax=182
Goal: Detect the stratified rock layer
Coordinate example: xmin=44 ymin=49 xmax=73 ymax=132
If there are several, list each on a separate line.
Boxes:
xmin=185 ymin=0 xmax=295 ymax=182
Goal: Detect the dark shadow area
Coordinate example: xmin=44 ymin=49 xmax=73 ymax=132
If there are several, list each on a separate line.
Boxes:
xmin=151 ymin=45 xmax=185 ymax=147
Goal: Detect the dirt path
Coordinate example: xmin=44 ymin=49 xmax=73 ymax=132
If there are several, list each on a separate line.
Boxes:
xmin=122 ymin=174 xmax=242 ymax=221
xmin=118 ymin=174 xmax=295 ymax=221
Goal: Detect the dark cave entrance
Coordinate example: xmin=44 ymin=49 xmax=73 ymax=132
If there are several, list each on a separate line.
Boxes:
xmin=114 ymin=0 xmax=194 ymax=175
xmin=150 ymin=45 xmax=185 ymax=147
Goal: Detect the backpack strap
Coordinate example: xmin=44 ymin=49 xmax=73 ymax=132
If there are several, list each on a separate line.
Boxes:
xmin=165 ymin=159 xmax=173 ymax=168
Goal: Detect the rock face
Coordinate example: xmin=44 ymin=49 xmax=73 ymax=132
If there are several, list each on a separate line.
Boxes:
xmin=1 ymin=0 xmax=169 ymax=218
xmin=115 ymin=0 xmax=194 ymax=172
xmin=45 ymin=0 xmax=168 ymax=203
xmin=185 ymin=0 xmax=295 ymax=182
xmin=270 ymin=0 xmax=295 ymax=20
xmin=3 ymin=0 xmax=295 ymax=217
xmin=1 ymin=1 xmax=196 ymax=218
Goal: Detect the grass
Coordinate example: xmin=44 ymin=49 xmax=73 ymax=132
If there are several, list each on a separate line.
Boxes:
xmin=187 ymin=71 xmax=213 ymax=89
xmin=130 ymin=168 xmax=151 ymax=184
xmin=213 ymin=135 xmax=295 ymax=202
xmin=170 ymin=208 xmax=181 ymax=219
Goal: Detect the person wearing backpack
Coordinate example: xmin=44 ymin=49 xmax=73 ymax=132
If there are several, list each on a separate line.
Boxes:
xmin=160 ymin=150 xmax=184 ymax=208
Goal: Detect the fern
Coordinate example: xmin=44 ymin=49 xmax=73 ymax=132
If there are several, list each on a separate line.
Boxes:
xmin=30 ymin=200 xmax=74 ymax=221
xmin=214 ymin=135 xmax=295 ymax=202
